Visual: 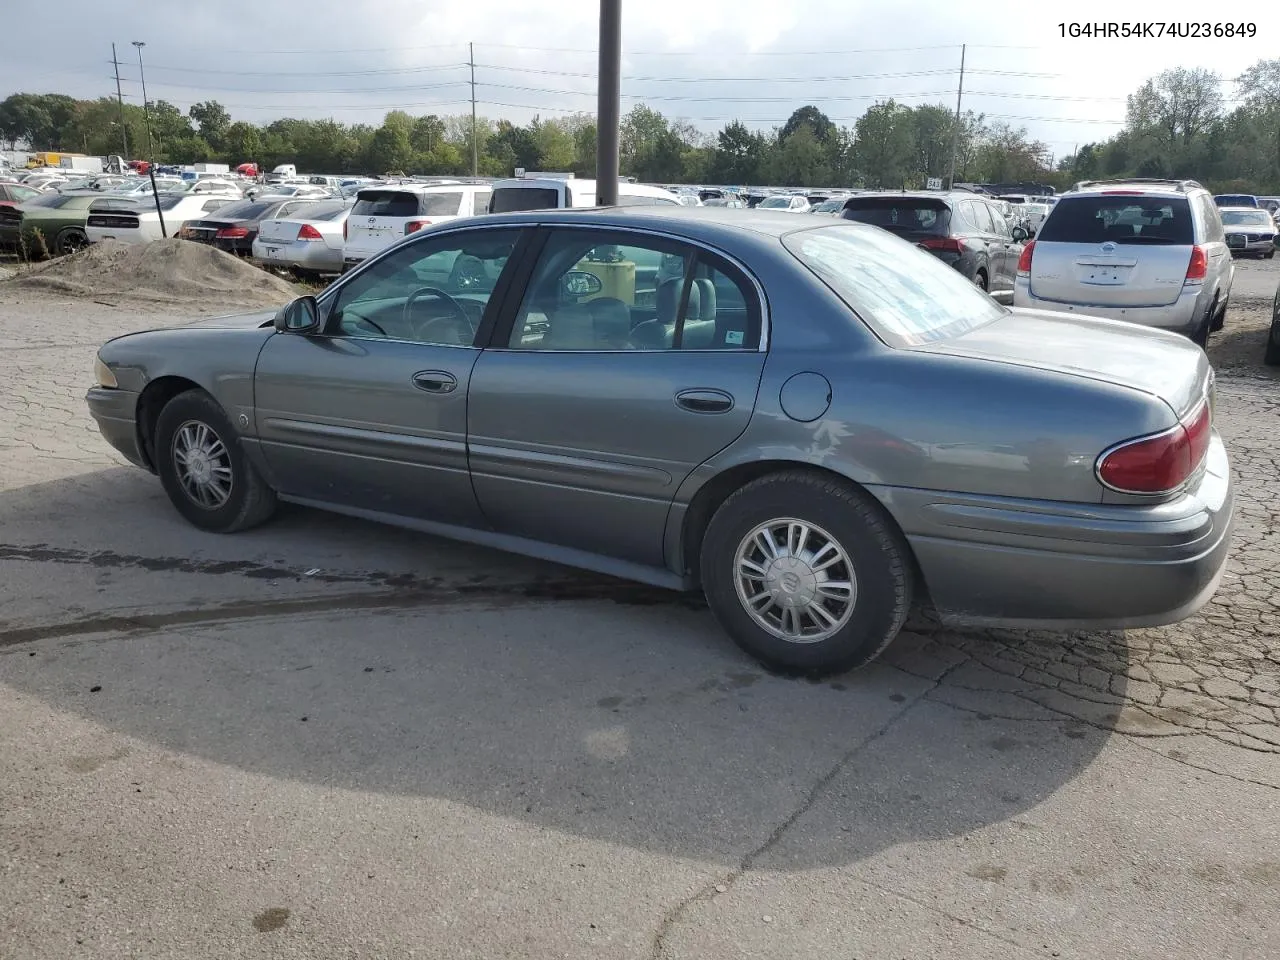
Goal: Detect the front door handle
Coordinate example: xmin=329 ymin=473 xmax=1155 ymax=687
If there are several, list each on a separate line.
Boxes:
xmin=412 ymin=370 xmax=457 ymax=394
xmin=675 ymin=388 xmax=734 ymax=414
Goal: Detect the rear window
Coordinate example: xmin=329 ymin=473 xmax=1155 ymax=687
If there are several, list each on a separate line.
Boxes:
xmin=490 ymin=187 xmax=561 ymax=213
xmin=1038 ymin=195 xmax=1193 ymax=245
xmin=782 ymin=223 xmax=1004 ymax=348
xmin=352 ymin=191 xmax=421 ymax=217
xmin=1221 ymin=210 xmax=1273 ymax=227
xmin=841 ymin=198 xmax=950 ymax=235
xmin=24 ymin=194 xmax=74 ymax=209
xmin=1214 ymin=195 xmax=1256 ymax=208
xmin=207 ymin=200 xmax=272 ymax=221
xmin=306 ymin=202 xmax=351 ymax=222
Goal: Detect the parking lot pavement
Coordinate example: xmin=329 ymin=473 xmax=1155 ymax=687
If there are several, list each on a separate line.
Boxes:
xmin=2 ymin=278 xmax=1279 ymax=960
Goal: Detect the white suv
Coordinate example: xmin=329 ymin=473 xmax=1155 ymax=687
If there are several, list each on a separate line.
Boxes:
xmin=1013 ymin=178 xmax=1234 ymax=345
xmin=343 ymin=182 xmax=491 ymax=268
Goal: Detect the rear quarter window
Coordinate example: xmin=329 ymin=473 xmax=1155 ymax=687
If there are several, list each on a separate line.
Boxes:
xmin=352 ymin=191 xmax=421 ymax=217
xmin=1038 ymin=195 xmax=1193 ymax=245
xmin=418 ymin=192 xmax=464 ymax=216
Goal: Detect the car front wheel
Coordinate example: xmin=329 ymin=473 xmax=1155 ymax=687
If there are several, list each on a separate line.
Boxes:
xmin=154 ymin=389 xmax=277 ymax=532
xmin=1265 ymin=315 xmax=1280 ymax=366
xmin=699 ymin=471 xmax=913 ymax=676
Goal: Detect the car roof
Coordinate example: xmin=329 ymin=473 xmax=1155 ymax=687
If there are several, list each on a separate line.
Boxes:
xmin=471 ymin=203 xmax=877 ymax=240
xmin=1069 ymin=183 xmax=1198 ymax=197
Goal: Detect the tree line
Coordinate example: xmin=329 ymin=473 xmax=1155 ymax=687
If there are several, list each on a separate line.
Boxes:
xmin=2 ymin=57 xmax=1278 ymax=191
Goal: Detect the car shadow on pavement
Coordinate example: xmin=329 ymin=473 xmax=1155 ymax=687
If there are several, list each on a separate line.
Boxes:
xmin=0 ymin=467 xmax=1129 ymax=870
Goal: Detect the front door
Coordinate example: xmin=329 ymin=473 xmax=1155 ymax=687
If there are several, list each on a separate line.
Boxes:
xmin=468 ymin=228 xmax=767 ymax=567
xmin=253 ymin=227 xmax=525 ymax=526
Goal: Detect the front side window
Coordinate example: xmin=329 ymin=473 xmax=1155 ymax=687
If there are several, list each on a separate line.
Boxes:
xmin=783 ymin=223 xmax=1004 ymax=348
xmin=505 ymin=231 xmax=759 ymax=351
xmin=324 ymin=229 xmax=520 ymax=346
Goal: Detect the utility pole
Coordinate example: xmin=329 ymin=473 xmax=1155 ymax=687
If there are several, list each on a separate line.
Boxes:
xmin=111 ymin=43 xmax=130 ymax=160
xmin=946 ymin=43 xmax=966 ymax=190
xmin=596 ymin=0 xmax=621 ymax=205
xmin=469 ymin=42 xmax=478 ymax=177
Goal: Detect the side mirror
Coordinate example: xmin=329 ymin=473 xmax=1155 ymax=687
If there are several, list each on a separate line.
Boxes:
xmin=274 ymin=295 xmax=321 ymax=334
xmin=562 ymin=270 xmax=603 ymax=299
xmin=1011 ymin=226 xmax=1029 ymax=242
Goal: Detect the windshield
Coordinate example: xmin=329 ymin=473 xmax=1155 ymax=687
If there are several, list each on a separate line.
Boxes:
xmin=1038 ymin=195 xmax=1193 ymax=245
xmin=1221 ymin=210 xmax=1273 ymax=226
xmin=841 ymin=197 xmax=950 ymax=235
xmin=758 ymin=197 xmax=791 ymax=209
xmin=782 ymin=223 xmax=1004 ymax=348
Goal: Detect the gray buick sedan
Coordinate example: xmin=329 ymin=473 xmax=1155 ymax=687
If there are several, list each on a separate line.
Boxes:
xmin=86 ymin=207 xmax=1233 ymax=675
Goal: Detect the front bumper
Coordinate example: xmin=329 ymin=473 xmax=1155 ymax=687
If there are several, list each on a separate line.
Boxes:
xmin=85 ymin=386 xmax=149 ymax=469
xmin=876 ymin=434 xmax=1233 ymax=629
xmin=1013 ymin=277 xmax=1206 ymax=337
xmin=1228 ymin=236 xmax=1275 ymax=256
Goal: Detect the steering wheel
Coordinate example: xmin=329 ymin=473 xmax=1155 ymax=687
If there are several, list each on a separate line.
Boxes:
xmin=404 ymin=286 xmax=471 ymax=332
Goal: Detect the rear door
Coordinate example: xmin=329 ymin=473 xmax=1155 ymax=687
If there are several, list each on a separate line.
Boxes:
xmin=1030 ymin=193 xmax=1196 ymax=307
xmin=467 ymin=227 xmax=767 ymax=568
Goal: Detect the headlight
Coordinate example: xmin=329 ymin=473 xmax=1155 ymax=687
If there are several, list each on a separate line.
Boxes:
xmin=94 ymin=356 xmax=118 ymax=388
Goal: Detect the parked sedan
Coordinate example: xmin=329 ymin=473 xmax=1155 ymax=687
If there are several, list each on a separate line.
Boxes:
xmin=86 ymin=193 xmax=236 ymax=246
xmin=179 ymin=198 xmax=334 ymax=256
xmin=1220 ymin=207 xmax=1277 ymax=258
xmin=251 ymin=200 xmax=352 ymax=277
xmin=841 ymin=191 xmax=1022 ymax=300
xmin=86 ymin=208 xmax=1231 ymax=676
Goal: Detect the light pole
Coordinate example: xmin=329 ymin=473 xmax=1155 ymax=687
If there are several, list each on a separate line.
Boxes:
xmin=132 ymin=40 xmax=166 ymax=238
xmin=595 ymin=0 xmax=621 ymax=205
xmin=132 ymin=41 xmax=154 ymax=159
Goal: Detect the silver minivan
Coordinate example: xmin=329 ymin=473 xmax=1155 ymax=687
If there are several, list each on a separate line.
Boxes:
xmin=1013 ymin=179 xmax=1233 ymax=344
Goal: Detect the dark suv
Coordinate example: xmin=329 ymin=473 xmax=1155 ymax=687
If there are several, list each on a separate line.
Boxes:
xmin=840 ymin=191 xmax=1024 ymax=301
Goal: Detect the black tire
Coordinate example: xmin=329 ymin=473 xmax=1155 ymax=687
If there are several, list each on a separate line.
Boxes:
xmin=699 ymin=471 xmax=913 ymax=676
xmin=1212 ymin=295 xmax=1228 ymax=333
xmin=56 ymin=228 xmax=88 ymax=257
xmin=1267 ymin=250 xmax=1275 ymax=260
xmin=1191 ymin=297 xmax=1215 ymax=347
xmin=974 ymin=269 xmax=989 ymax=292
xmin=154 ymin=389 xmax=277 ymax=533
xmin=1265 ymin=319 xmax=1280 ymax=366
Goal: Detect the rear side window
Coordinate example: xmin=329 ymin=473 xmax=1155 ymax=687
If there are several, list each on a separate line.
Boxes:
xmin=352 ymin=191 xmax=420 ymax=217
xmin=489 ymin=187 xmax=561 ymax=213
xmin=1038 ymin=195 xmax=1193 ymax=245
xmin=841 ymin=198 xmax=949 ymax=235
xmin=783 ymin=223 xmax=1004 ymax=347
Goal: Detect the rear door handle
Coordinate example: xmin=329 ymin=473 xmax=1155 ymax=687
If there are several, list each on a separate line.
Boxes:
xmin=675 ymin=388 xmax=734 ymax=414
xmin=412 ymin=370 xmax=457 ymax=394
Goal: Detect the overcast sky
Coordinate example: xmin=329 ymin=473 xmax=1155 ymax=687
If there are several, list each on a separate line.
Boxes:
xmin=6 ymin=0 xmax=1278 ymax=158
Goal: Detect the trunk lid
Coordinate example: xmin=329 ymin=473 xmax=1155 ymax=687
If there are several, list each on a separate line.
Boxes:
xmin=257 ymin=218 xmax=309 ymax=244
xmin=915 ymin=308 xmax=1211 ymax=417
xmin=1029 ymin=193 xmax=1196 ymax=308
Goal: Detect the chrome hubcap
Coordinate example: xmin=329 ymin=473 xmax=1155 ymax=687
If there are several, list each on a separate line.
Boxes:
xmin=172 ymin=420 xmax=233 ymax=509
xmin=734 ymin=518 xmax=857 ymax=644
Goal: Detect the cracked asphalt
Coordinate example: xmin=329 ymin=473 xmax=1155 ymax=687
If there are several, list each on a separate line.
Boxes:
xmin=1 ymin=267 xmax=1279 ymax=960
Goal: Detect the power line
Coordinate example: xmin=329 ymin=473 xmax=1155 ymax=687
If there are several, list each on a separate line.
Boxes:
xmin=134 ymin=62 xmax=469 ymax=78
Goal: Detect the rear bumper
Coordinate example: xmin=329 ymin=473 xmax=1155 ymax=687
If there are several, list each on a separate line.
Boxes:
xmin=1013 ymin=278 xmax=1207 ymax=336
xmin=85 ymin=386 xmax=149 ymax=469
xmin=875 ymin=434 xmax=1233 ymax=629
xmin=253 ymin=239 xmax=343 ymax=273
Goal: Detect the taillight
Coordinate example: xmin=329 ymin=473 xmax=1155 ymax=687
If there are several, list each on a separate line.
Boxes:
xmin=1017 ymin=239 xmax=1036 ymax=275
xmin=215 ymin=226 xmax=248 ymax=239
xmin=405 ymin=219 xmax=432 ymax=234
xmin=297 ymin=223 xmax=323 ymax=241
xmin=1184 ymin=245 xmax=1207 ymax=284
xmin=1096 ymin=400 xmax=1212 ymax=495
xmin=918 ymin=236 xmax=964 ymax=254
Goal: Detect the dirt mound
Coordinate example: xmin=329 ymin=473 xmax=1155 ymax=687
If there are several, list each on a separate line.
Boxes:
xmin=6 ymin=239 xmax=303 ymax=308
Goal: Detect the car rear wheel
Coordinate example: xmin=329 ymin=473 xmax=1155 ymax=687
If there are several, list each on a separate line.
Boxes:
xmin=154 ymin=389 xmax=277 ymax=533
xmin=699 ymin=471 xmax=912 ymax=676
xmin=974 ymin=269 xmax=989 ymax=292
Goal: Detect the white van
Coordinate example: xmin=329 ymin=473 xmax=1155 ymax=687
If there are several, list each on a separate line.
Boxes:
xmin=487 ymin=177 xmax=681 ymax=213
xmin=343 ymin=182 xmax=492 ymax=268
